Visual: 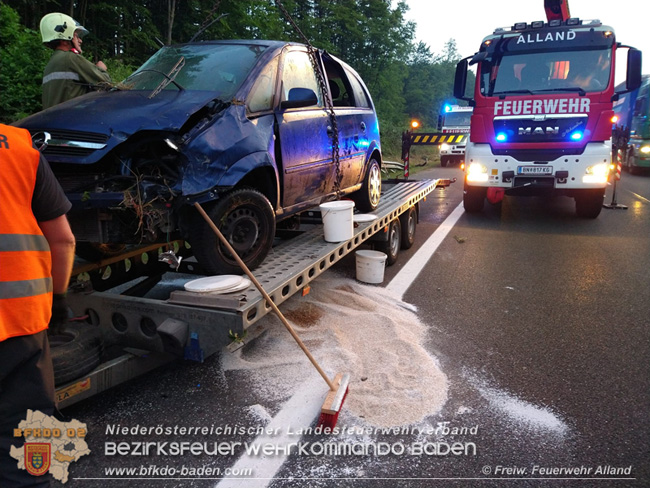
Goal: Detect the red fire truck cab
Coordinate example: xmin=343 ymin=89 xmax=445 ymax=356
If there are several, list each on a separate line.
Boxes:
xmin=454 ymin=13 xmax=642 ymax=217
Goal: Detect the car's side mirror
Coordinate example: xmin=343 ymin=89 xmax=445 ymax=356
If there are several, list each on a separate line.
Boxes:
xmin=281 ymin=88 xmax=318 ymax=109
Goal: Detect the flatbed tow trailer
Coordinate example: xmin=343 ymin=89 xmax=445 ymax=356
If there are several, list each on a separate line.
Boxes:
xmin=55 ymin=178 xmax=451 ymax=408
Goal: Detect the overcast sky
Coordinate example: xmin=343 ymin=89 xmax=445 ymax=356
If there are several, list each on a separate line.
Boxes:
xmin=402 ymin=0 xmax=647 ymax=84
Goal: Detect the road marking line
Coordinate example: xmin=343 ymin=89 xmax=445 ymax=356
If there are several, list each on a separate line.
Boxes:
xmin=386 ymin=202 xmax=465 ymax=300
xmin=215 ymin=377 xmax=324 ymax=488
xmin=627 ymin=190 xmax=650 ymax=203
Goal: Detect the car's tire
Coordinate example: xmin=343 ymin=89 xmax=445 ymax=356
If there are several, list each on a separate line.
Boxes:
xmin=463 ymin=185 xmax=486 ymax=213
xmin=353 ymin=157 xmax=381 ymax=212
xmin=191 ymin=189 xmax=276 ymax=275
xmin=375 ymin=218 xmax=401 ymax=266
xmin=575 ymin=189 xmax=604 ymax=219
xmin=399 ymin=206 xmax=417 ymax=249
xmin=49 ymin=324 xmax=103 ymax=386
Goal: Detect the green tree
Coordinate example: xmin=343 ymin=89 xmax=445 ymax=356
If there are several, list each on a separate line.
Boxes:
xmin=0 ymin=4 xmax=49 ymax=122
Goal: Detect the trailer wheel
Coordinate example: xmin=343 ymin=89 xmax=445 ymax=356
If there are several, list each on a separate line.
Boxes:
xmin=375 ymin=218 xmax=401 ymax=266
xmin=353 ymin=157 xmax=381 ymax=212
xmin=49 ymin=324 xmax=103 ymax=386
xmin=463 ymin=185 xmax=486 ymax=213
xmin=575 ymin=189 xmax=604 ymax=219
xmin=399 ymin=206 xmax=417 ymax=249
xmin=191 ymin=189 xmax=276 ymax=275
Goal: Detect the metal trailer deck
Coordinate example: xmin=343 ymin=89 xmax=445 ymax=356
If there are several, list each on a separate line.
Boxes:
xmin=56 ymin=179 xmax=442 ymax=407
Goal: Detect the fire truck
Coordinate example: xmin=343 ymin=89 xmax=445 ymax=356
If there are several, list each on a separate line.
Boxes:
xmin=453 ymin=0 xmax=642 ymax=217
xmin=438 ymin=104 xmax=473 ymax=167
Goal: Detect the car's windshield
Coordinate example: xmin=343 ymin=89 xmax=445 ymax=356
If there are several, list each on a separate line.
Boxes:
xmin=442 ymin=112 xmax=472 ymax=127
xmin=480 ymin=48 xmax=612 ymax=97
xmin=125 ymin=43 xmax=270 ymax=98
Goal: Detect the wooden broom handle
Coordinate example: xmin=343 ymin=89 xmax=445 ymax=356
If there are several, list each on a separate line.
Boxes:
xmin=194 ymin=202 xmax=336 ymax=391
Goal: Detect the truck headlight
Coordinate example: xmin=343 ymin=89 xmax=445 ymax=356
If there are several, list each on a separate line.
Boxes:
xmin=640 ymin=145 xmax=650 ymax=154
xmin=583 ymin=163 xmax=610 ymax=183
xmin=439 ymin=143 xmax=450 ymax=152
xmin=467 ymin=162 xmax=489 ymax=182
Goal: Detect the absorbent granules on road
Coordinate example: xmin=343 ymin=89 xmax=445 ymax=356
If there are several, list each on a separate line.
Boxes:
xmin=221 ymin=272 xmax=449 ymax=428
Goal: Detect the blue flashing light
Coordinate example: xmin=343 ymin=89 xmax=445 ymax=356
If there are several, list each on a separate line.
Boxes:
xmin=444 ymin=104 xmax=452 ymax=113
xmin=496 ymin=132 xmax=508 ymax=142
xmin=570 ymin=131 xmax=583 ymax=141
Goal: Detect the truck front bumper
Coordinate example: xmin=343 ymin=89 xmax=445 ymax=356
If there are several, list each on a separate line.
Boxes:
xmin=464 ymin=141 xmax=612 ymax=192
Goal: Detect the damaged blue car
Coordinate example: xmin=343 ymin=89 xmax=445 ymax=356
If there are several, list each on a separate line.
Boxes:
xmin=17 ymin=40 xmax=382 ymax=274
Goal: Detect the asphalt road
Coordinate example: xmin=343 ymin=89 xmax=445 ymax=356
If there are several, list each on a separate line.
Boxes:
xmin=59 ymin=167 xmax=649 ymax=488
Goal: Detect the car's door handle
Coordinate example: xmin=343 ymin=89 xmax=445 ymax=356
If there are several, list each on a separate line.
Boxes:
xmin=327 ymin=126 xmax=334 ymax=135
xmin=360 ymin=121 xmax=366 ymax=131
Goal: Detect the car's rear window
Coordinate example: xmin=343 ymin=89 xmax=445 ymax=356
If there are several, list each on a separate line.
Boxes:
xmin=125 ymin=43 xmax=269 ymax=99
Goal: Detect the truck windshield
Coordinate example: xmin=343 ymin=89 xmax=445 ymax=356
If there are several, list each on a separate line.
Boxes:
xmin=481 ymin=48 xmax=612 ymax=97
xmin=124 ymin=43 xmax=269 ymax=99
xmin=442 ymin=112 xmax=472 ymax=127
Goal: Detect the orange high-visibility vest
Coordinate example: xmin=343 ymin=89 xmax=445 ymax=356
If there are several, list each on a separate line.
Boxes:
xmin=0 ymin=125 xmax=52 ymax=341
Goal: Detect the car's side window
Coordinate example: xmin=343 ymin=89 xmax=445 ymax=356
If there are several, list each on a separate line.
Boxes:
xmin=247 ymin=56 xmax=279 ymax=113
xmin=280 ymin=50 xmax=323 ymax=107
xmin=323 ymin=58 xmax=354 ymax=108
xmin=344 ymin=67 xmax=371 ymax=109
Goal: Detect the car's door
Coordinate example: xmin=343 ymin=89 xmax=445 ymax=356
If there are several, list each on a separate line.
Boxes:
xmin=275 ymin=47 xmax=334 ymax=209
xmin=322 ymin=55 xmax=371 ymax=191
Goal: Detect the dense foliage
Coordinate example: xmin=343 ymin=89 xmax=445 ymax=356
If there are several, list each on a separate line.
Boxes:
xmin=0 ymin=0 xmax=469 ymax=156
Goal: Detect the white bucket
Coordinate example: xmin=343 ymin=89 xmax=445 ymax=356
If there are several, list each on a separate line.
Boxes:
xmin=320 ymin=200 xmax=355 ymax=242
xmin=355 ymin=250 xmax=387 ymax=284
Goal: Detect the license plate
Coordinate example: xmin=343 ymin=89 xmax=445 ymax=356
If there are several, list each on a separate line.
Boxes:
xmin=517 ymin=166 xmax=553 ymax=175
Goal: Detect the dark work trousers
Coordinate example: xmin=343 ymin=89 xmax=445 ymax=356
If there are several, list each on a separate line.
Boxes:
xmin=0 ymin=330 xmax=55 ymax=488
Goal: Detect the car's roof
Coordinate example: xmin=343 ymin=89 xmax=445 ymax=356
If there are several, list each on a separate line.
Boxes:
xmin=170 ymin=39 xmax=303 ymax=50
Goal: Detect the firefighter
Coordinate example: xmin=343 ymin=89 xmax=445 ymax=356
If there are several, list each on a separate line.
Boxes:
xmin=40 ymin=12 xmax=111 ymax=110
xmin=0 ymin=124 xmax=75 ymax=487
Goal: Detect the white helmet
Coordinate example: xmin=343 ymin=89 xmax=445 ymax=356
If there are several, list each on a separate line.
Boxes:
xmin=40 ymin=12 xmax=77 ymax=44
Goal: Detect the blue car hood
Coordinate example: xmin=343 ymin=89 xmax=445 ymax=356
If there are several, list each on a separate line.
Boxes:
xmin=17 ymin=89 xmax=221 ymax=164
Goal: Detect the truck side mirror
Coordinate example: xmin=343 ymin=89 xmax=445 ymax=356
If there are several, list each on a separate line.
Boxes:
xmin=454 ymin=59 xmax=470 ymax=101
xmin=626 ymin=48 xmax=642 ymax=93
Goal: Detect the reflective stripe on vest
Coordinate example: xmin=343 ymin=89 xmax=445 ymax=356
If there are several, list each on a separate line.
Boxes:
xmin=0 ymin=125 xmax=52 ymax=341
xmin=0 ymin=234 xmax=50 ymax=252
xmin=0 ymin=278 xmax=52 ymax=299
xmin=42 ymin=71 xmax=81 ymax=85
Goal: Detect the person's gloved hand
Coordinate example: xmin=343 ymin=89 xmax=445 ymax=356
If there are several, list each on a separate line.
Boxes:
xmin=49 ymin=294 xmax=69 ymax=335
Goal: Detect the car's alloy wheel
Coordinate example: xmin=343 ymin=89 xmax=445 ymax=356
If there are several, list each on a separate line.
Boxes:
xmin=353 ymin=158 xmax=381 ymax=212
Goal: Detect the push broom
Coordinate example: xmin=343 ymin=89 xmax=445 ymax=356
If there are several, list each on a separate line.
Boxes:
xmin=194 ymin=202 xmax=350 ymax=428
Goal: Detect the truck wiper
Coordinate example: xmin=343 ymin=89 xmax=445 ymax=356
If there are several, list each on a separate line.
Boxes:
xmin=494 ymin=89 xmax=535 ymax=98
xmin=534 ymin=87 xmax=587 ymax=96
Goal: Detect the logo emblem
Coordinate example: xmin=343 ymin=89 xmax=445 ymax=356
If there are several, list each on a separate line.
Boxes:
xmin=518 ymin=126 xmax=559 ymax=136
xmin=31 ymin=131 xmax=51 ymax=151
xmin=25 ymin=443 xmax=51 ymax=476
